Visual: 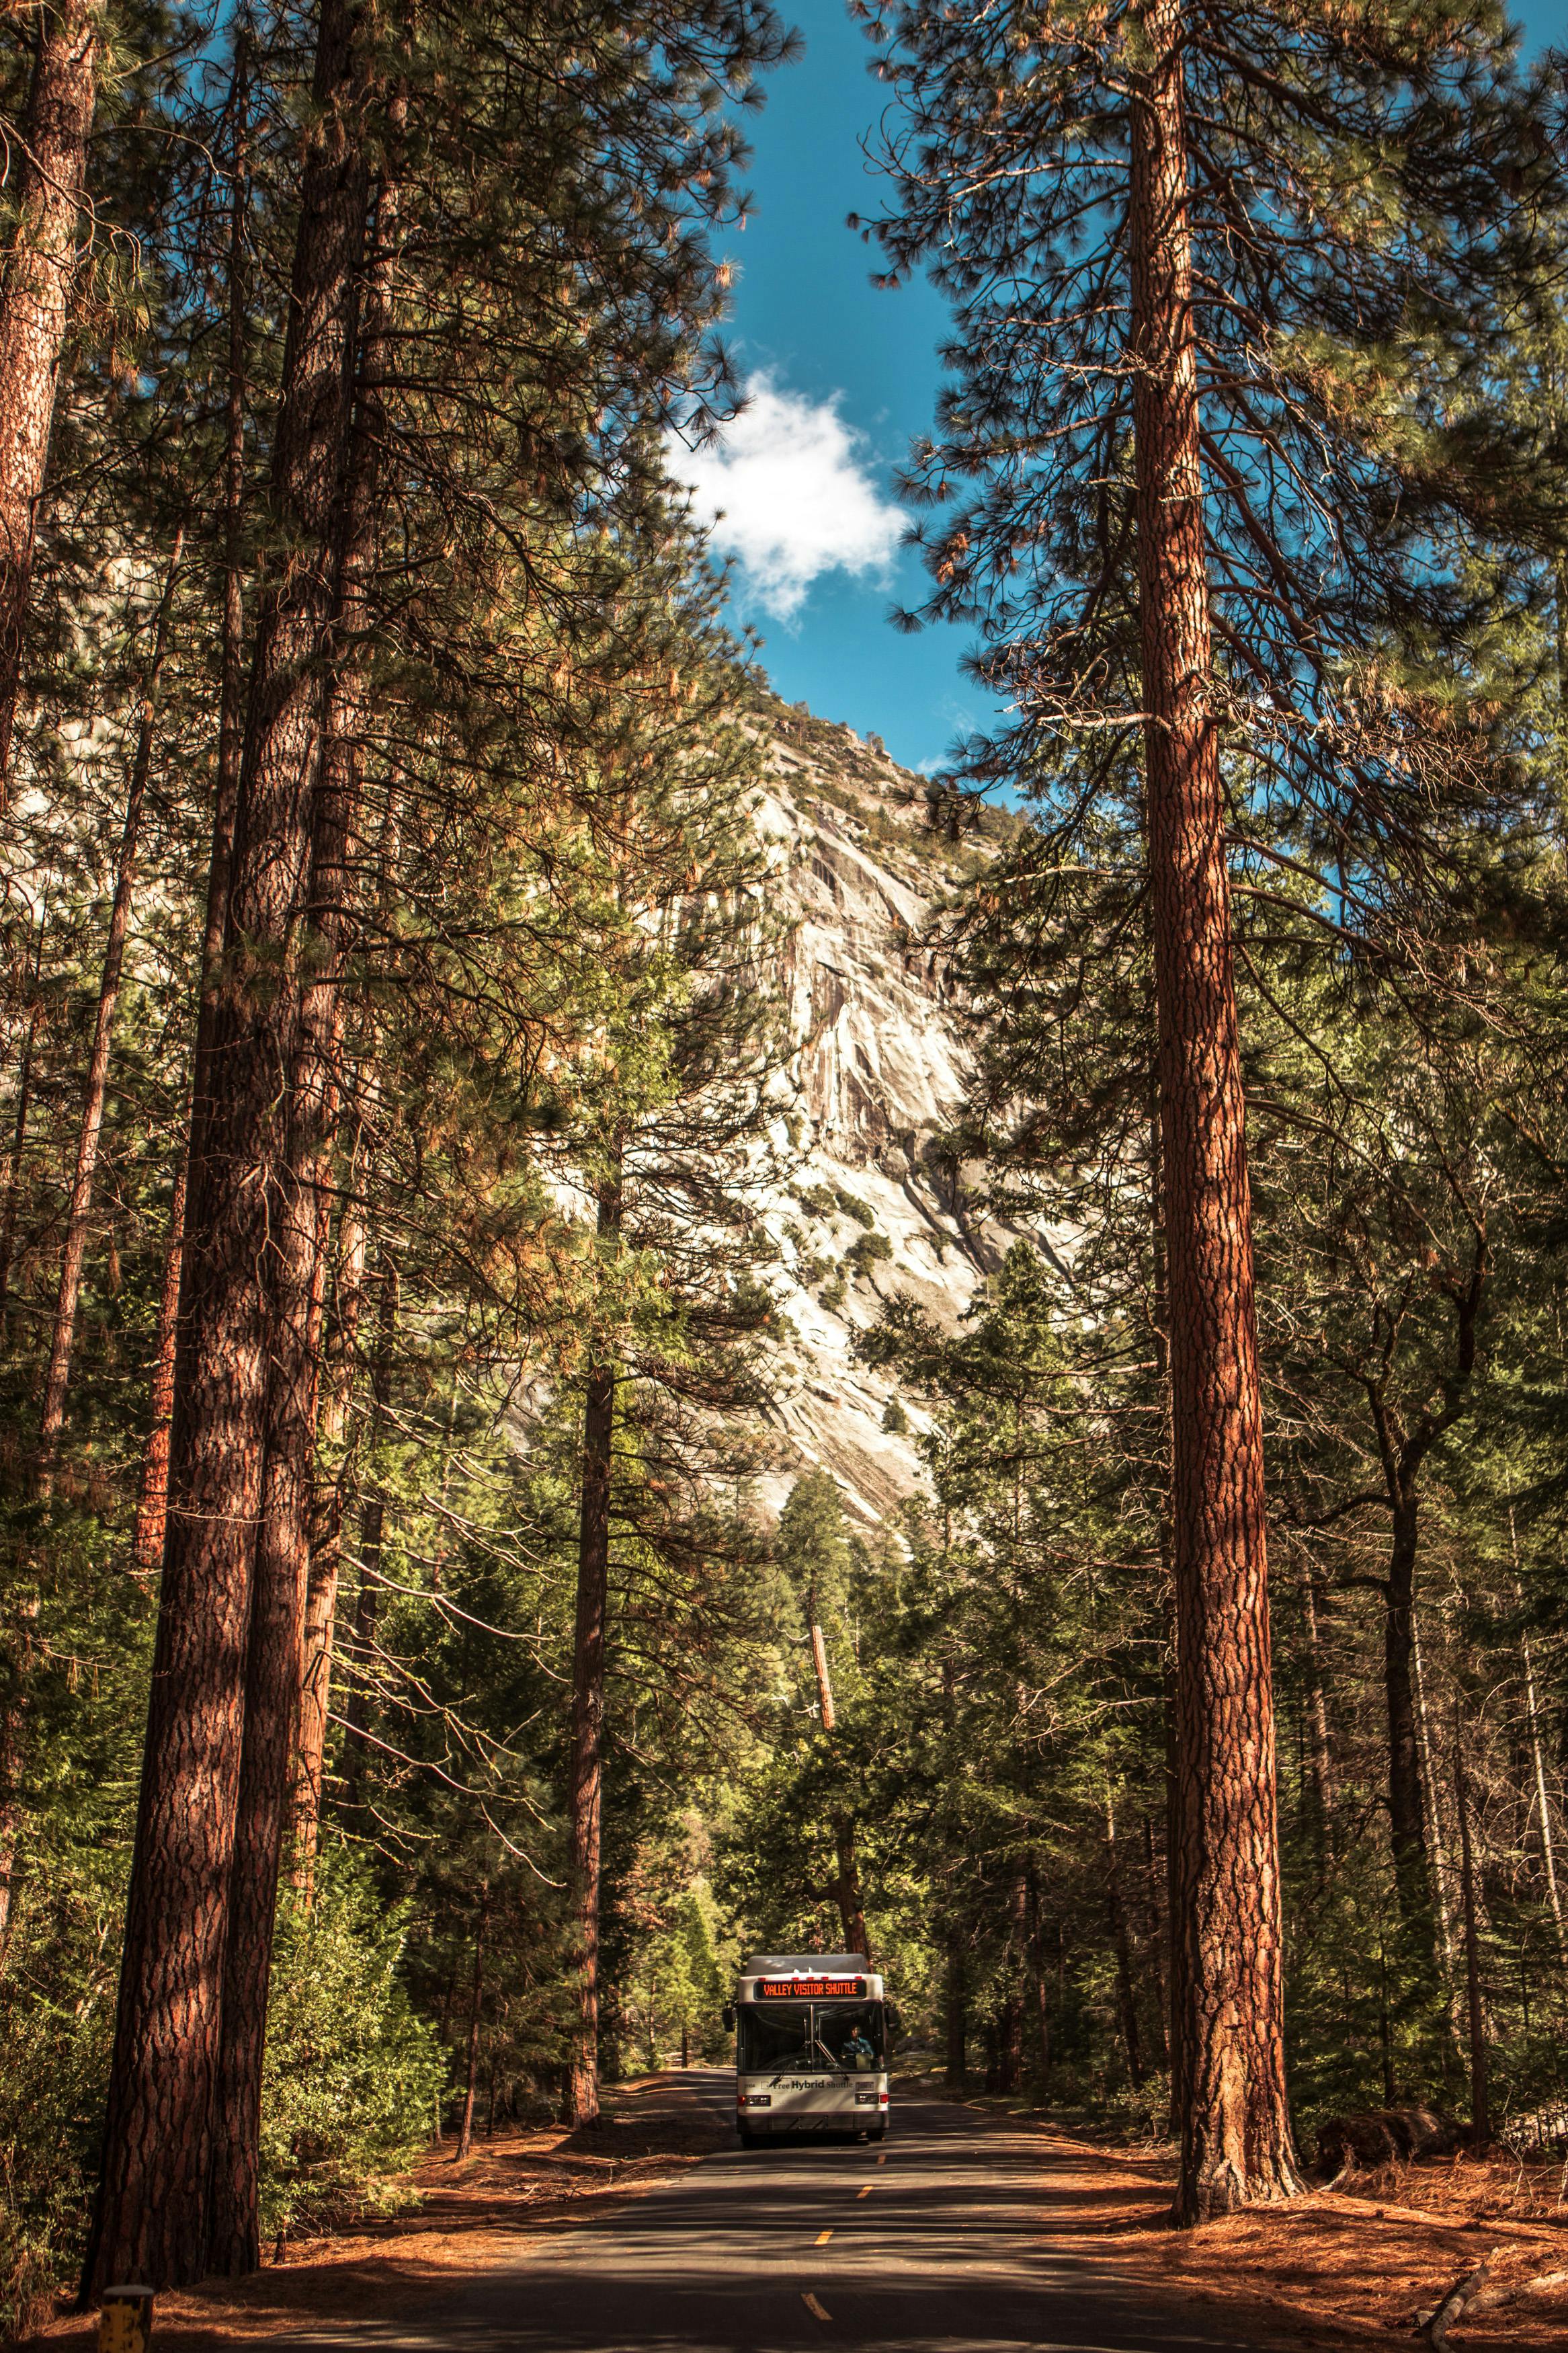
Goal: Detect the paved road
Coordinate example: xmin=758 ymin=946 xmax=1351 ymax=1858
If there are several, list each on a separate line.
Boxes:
xmin=294 ymin=2073 xmax=1321 ymax=2353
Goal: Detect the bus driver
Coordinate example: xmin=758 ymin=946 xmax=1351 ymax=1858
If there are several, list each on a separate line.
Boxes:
xmin=840 ymin=2026 xmax=876 ymax=2071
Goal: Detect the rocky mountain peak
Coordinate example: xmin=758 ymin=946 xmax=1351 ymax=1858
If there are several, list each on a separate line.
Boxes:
xmin=747 ymin=697 xmax=1024 ymax=1529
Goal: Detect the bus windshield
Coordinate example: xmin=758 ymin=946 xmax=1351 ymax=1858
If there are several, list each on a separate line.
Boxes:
xmin=739 ymin=1999 xmax=884 ymax=2075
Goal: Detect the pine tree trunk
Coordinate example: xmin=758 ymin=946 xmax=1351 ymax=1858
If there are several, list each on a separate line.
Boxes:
xmin=1411 ymin=1603 xmax=1458 ymax=2015
xmin=1149 ymin=1084 xmax=1184 ymax=2126
xmin=130 ymin=1156 xmax=187 ymax=1573
xmin=0 ymin=0 xmax=102 ymax=797
xmin=284 ymin=162 xmax=395 ymax=1886
xmin=563 ymin=1175 xmax=622 ymax=2128
xmin=944 ymin=1929 xmax=966 ymax=2085
xmin=1520 ymin=1614 xmax=1567 ymax=1966
xmin=0 ymin=1622 xmax=24 ymax=1972
xmin=189 ymin=19 xmax=251 ymax=1169
xmin=0 ymin=916 xmax=46 ymax=1963
xmin=1384 ymin=1497 xmax=1432 ymax=1936
xmin=83 ymin=0 xmax=375 ymax=2292
xmin=994 ymin=1870 xmax=1028 ymax=2092
xmin=37 ymin=532 xmax=183 ymax=1494
xmin=1024 ymin=1862 xmax=1051 ymax=2081
xmin=1376 ymin=1938 xmax=1397 ymax=2104
xmin=206 ymin=1092 xmax=333 ymax=2276
xmin=831 ymin=1812 xmax=871 ymax=1962
xmin=339 ymin=1259 xmax=395 ymax=1816
xmin=1454 ymin=1708 xmax=1489 ymax=2142
xmin=133 ymin=84 xmax=249 ymax=1570
xmin=0 ymin=912 xmax=45 ymax=1342
xmin=291 ymin=1193 xmax=366 ymax=1890
xmin=456 ymin=1904 xmax=487 ymax=2163
xmin=809 ymin=1611 xmax=836 ymax=1732
xmin=129 ymin=41 xmax=252 ymax=1580
xmin=1128 ymin=0 xmax=1298 ymax=2223
xmin=1106 ymin=1795 xmax=1145 ymax=2089
xmin=1510 ymin=1512 xmax=1567 ymax=1969
xmin=1137 ymin=1814 xmax=1169 ymax=2069
xmin=285 ymin=177 xmax=391 ymax=1878
xmin=207 ymin=147 xmax=397 ymax=2272
xmin=1302 ymin=1567 xmax=1335 ymax=1877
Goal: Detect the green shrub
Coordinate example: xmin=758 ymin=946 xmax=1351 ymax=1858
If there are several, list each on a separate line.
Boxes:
xmin=833 ymin=1189 xmax=875 ymax=1230
xmin=259 ymin=1852 xmax=448 ymax=2239
xmin=847 ymin=1230 xmax=893 ymax=1276
xmin=0 ymin=1993 xmax=111 ymax=2339
xmin=0 ymin=1842 xmax=124 ymax=2339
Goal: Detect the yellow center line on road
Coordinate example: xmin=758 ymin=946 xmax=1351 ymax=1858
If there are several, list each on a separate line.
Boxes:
xmin=815 ymin=2229 xmax=833 ymax=2244
xmin=857 ymin=2186 xmax=872 ymax=2199
xmin=802 ymin=2294 xmax=832 ymax=2323
xmin=876 ymin=2151 xmax=887 ymax=2164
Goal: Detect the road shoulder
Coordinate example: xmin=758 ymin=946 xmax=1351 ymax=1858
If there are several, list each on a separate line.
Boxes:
xmin=15 ymin=2075 xmax=729 ymax=2353
xmin=917 ymin=2082 xmax=1568 ymax=2350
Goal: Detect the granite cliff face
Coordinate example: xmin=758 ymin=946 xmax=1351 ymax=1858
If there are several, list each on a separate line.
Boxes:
xmin=746 ymin=701 xmax=1024 ymax=1528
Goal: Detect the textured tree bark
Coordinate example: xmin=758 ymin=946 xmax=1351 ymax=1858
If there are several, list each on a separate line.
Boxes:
xmin=1024 ymin=1862 xmax=1051 ymax=2080
xmin=831 ymin=1812 xmax=872 ymax=1962
xmin=208 ymin=145 xmax=397 ymax=2270
xmin=205 ymin=1087 xmax=331 ymax=2277
xmin=188 ymin=20 xmax=251 ymax=1171
xmin=809 ymin=1610 xmax=836 ymax=1732
xmin=1128 ymin=0 xmax=1299 ymax=2223
xmin=339 ymin=1496 xmax=384 ymax=1806
xmin=0 ymin=1605 xmax=29 ymax=1973
xmin=337 ymin=1259 xmax=395 ymax=1816
xmin=0 ymin=0 xmax=102 ymax=797
xmin=993 ymin=1994 xmax=1022 ymax=2093
xmin=130 ymin=1157 xmax=188 ymax=1574
xmin=456 ymin=1902 xmax=487 ymax=2162
xmin=993 ymin=1869 xmax=1028 ymax=2092
xmin=0 ymin=912 xmax=46 ymax=1960
xmin=134 ymin=44 xmax=250 ymax=1574
xmin=0 ymin=909 xmax=46 ymax=1341
xmin=563 ymin=1172 xmax=622 ymax=2129
xmin=1302 ymin=1567 xmax=1335 ymax=1877
xmin=1376 ymin=1938 xmax=1397 ymax=2104
xmin=1106 ymin=1796 xmax=1145 ymax=2089
xmin=130 ymin=37 xmax=252 ymax=1581
xmin=1454 ymin=1708 xmax=1489 ymax=2143
xmin=1383 ymin=1498 xmax=1431 ymax=1932
xmin=291 ymin=1193 xmax=366 ymax=1888
xmin=284 ymin=163 xmax=393 ymax=1892
xmin=1520 ymin=1606 xmax=1567 ymax=1966
xmin=1134 ymin=1813 xmax=1169 ymax=2068
xmin=1149 ymin=1080 xmax=1185 ymax=2125
xmin=37 ymin=532 xmax=183 ymax=1494
xmin=83 ymin=0 xmax=374 ymax=2292
xmin=943 ymin=1929 xmax=966 ymax=2085
xmin=208 ymin=787 xmax=356 ymax=2260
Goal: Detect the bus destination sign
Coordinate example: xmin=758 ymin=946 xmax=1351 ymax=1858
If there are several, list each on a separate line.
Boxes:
xmin=757 ymin=1976 xmax=865 ymax=1999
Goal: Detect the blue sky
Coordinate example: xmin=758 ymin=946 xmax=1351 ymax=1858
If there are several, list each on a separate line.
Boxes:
xmin=673 ymin=0 xmax=1560 ymax=779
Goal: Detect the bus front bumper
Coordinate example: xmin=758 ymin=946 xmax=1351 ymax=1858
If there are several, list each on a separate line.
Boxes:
xmin=738 ymin=2077 xmax=889 ymax=2132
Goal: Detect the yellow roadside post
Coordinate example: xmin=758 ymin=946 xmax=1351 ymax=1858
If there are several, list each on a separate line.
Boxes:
xmin=99 ymin=2286 xmax=154 ymax=2353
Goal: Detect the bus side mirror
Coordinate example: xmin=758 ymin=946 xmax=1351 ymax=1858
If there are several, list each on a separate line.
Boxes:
xmin=722 ymin=2003 xmax=736 ymax=2031
xmin=884 ymin=2003 xmax=901 ymax=2036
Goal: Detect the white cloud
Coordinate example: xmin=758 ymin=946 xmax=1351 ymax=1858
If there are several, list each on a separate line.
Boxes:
xmin=673 ymin=376 xmax=903 ymax=621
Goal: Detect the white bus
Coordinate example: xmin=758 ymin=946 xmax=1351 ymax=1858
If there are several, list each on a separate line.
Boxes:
xmin=725 ymin=1954 xmax=893 ymax=2146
